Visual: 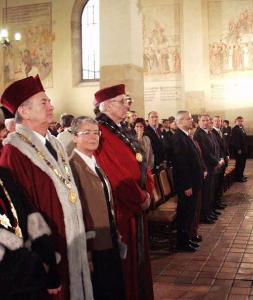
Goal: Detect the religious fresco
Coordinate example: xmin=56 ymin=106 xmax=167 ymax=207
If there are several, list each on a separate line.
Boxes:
xmin=143 ymin=1 xmax=181 ymax=77
xmin=208 ymin=1 xmax=253 ymax=76
xmin=3 ymin=3 xmax=54 ymax=88
xmin=142 ymin=0 xmax=181 ymax=118
xmin=207 ymin=0 xmax=253 ymax=116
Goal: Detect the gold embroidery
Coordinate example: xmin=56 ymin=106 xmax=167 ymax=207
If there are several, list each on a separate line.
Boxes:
xmin=17 ymin=133 xmax=77 ymax=204
xmin=0 ymin=179 xmax=23 ymax=238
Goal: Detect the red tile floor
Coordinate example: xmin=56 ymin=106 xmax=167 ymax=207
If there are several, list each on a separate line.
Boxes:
xmin=151 ymin=160 xmax=253 ymax=300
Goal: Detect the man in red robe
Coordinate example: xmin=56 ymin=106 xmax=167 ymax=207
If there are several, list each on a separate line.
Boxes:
xmin=0 ymin=76 xmax=93 ymax=300
xmin=94 ymin=84 xmax=154 ymax=300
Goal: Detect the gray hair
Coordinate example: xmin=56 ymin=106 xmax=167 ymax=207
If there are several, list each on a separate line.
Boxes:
xmin=4 ymin=118 xmax=15 ymax=131
xmin=71 ymin=116 xmax=98 ymax=134
xmin=175 ymin=110 xmax=189 ymax=123
xmin=15 ymin=98 xmax=32 ymax=124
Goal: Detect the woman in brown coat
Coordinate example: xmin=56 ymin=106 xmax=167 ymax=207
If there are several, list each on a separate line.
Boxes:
xmin=69 ymin=116 xmax=125 ymax=300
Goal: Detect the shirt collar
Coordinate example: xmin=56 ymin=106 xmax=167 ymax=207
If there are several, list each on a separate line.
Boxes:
xmin=74 ymin=149 xmax=97 ymax=173
xmin=213 ymin=127 xmax=220 ymax=132
xmin=201 ymin=128 xmax=209 ymax=134
xmin=33 ymin=131 xmax=49 ymax=144
xmin=180 ymin=128 xmax=189 ymax=136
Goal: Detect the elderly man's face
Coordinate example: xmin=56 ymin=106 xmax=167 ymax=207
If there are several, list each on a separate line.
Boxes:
xmin=108 ymin=95 xmax=129 ymax=123
xmin=74 ymin=122 xmax=100 ymax=154
xmin=21 ymin=92 xmax=54 ymax=126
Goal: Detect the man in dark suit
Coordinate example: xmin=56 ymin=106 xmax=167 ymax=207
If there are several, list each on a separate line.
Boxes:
xmin=222 ymin=120 xmax=232 ymax=156
xmin=212 ymin=116 xmax=228 ymax=209
xmin=231 ymin=116 xmax=248 ymax=182
xmin=144 ymin=111 xmax=165 ymax=170
xmin=163 ymin=116 xmax=177 ymax=164
xmin=171 ymin=111 xmax=203 ymax=252
xmin=194 ymin=114 xmax=225 ymax=223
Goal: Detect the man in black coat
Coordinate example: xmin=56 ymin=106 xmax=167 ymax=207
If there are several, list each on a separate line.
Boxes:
xmin=212 ymin=116 xmax=228 ymax=209
xmin=194 ymin=114 xmax=225 ymax=223
xmin=231 ymin=116 xmax=248 ymax=182
xmin=144 ymin=111 xmax=165 ymax=170
xmin=171 ymin=111 xmax=203 ymax=252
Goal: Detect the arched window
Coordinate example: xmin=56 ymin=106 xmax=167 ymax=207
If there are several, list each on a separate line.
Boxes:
xmin=81 ymin=0 xmax=100 ymax=81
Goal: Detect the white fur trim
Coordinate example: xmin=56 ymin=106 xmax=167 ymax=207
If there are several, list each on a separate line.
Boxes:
xmin=0 ymin=245 xmax=5 ymax=261
xmin=0 ymin=229 xmax=23 ymax=250
xmin=27 ymin=212 xmax=51 ymax=240
xmin=5 ymin=125 xmax=93 ymax=300
xmin=86 ymin=230 xmax=96 ymax=240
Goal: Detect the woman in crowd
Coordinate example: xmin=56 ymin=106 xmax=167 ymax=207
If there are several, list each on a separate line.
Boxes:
xmin=134 ymin=117 xmax=154 ymax=169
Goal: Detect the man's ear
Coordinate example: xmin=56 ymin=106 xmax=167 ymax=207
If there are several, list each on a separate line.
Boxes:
xmin=18 ymin=105 xmax=29 ymax=120
xmin=73 ymin=135 xmax=78 ymax=144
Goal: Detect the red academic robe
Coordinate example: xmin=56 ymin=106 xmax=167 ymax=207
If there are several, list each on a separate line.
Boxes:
xmin=0 ymin=145 xmax=69 ymax=300
xmin=94 ymin=124 xmax=154 ymax=300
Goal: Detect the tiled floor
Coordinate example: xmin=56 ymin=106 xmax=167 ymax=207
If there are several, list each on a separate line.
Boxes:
xmin=151 ymin=160 xmax=253 ymax=300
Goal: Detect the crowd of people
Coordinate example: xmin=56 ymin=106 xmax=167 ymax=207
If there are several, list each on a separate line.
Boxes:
xmin=0 ymin=75 xmax=249 ymax=300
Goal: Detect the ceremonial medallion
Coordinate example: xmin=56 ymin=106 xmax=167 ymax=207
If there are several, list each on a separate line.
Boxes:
xmin=136 ymin=152 xmax=143 ymax=162
xmin=69 ymin=191 xmax=77 ymax=204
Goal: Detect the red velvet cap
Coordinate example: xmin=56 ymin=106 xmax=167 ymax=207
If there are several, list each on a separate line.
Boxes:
xmin=1 ymin=75 xmax=45 ymax=114
xmin=94 ymin=84 xmax=125 ymax=105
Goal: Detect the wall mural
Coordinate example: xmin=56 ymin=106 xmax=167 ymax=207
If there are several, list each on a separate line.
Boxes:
xmin=142 ymin=0 xmax=181 ymax=118
xmin=3 ymin=3 xmax=54 ymax=88
xmin=209 ymin=1 xmax=253 ymax=76
xmin=208 ymin=0 xmax=253 ymax=114
xmin=143 ymin=20 xmax=181 ymax=75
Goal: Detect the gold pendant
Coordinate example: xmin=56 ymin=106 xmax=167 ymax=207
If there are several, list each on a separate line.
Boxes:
xmin=136 ymin=152 xmax=143 ymax=162
xmin=15 ymin=227 xmax=23 ymax=238
xmin=0 ymin=214 xmax=11 ymax=229
xmin=69 ymin=190 xmax=77 ymax=204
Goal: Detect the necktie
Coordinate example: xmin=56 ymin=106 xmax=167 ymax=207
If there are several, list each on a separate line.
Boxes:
xmin=45 ymin=139 xmax=58 ymax=161
xmin=95 ymin=165 xmax=117 ymax=244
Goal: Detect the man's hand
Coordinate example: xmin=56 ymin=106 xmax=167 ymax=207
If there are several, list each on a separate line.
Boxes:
xmin=48 ymin=286 xmax=62 ymax=295
xmin=204 ymin=171 xmax=208 ymax=179
xmin=87 ymin=251 xmax=94 ymax=272
xmin=140 ymin=192 xmax=151 ymax=210
xmin=238 ymin=150 xmax=242 ymax=155
xmin=184 ymin=188 xmax=192 ymax=197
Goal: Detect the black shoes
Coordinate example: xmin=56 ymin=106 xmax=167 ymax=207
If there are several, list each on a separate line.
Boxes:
xmin=200 ymin=217 xmax=215 ymax=224
xmin=237 ymin=177 xmax=247 ymax=182
xmin=189 ymin=240 xmax=199 ymax=248
xmin=176 ymin=244 xmax=196 ymax=252
xmin=192 ymin=235 xmax=202 ymax=243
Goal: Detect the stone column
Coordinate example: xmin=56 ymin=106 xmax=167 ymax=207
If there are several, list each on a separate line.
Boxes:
xmin=100 ymin=0 xmax=144 ymax=115
xmin=181 ymin=0 xmax=207 ymax=114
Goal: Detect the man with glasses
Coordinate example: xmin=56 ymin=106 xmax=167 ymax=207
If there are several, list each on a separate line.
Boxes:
xmin=0 ymin=75 xmax=93 ymax=300
xmin=94 ymin=84 xmax=154 ymax=300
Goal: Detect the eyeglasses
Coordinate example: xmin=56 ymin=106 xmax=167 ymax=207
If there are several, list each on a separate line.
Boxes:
xmin=110 ymin=98 xmax=129 ymax=105
xmin=76 ymin=130 xmax=101 ymax=136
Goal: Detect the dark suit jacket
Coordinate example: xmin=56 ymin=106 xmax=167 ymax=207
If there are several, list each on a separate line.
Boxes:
xmin=194 ymin=127 xmax=219 ymax=171
xmin=144 ymin=125 xmax=165 ymax=167
xmin=211 ymin=128 xmax=227 ymax=158
xmin=231 ymin=125 xmax=248 ymax=155
xmin=171 ymin=129 xmax=203 ymax=192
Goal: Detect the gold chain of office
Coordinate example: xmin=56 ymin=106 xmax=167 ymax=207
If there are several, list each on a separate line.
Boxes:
xmin=0 ymin=178 xmax=23 ymax=238
xmin=16 ymin=132 xmax=77 ymax=204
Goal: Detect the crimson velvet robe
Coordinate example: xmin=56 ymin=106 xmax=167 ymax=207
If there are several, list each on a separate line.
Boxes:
xmin=0 ymin=145 xmax=69 ymax=300
xmin=95 ymin=124 xmax=154 ymax=300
